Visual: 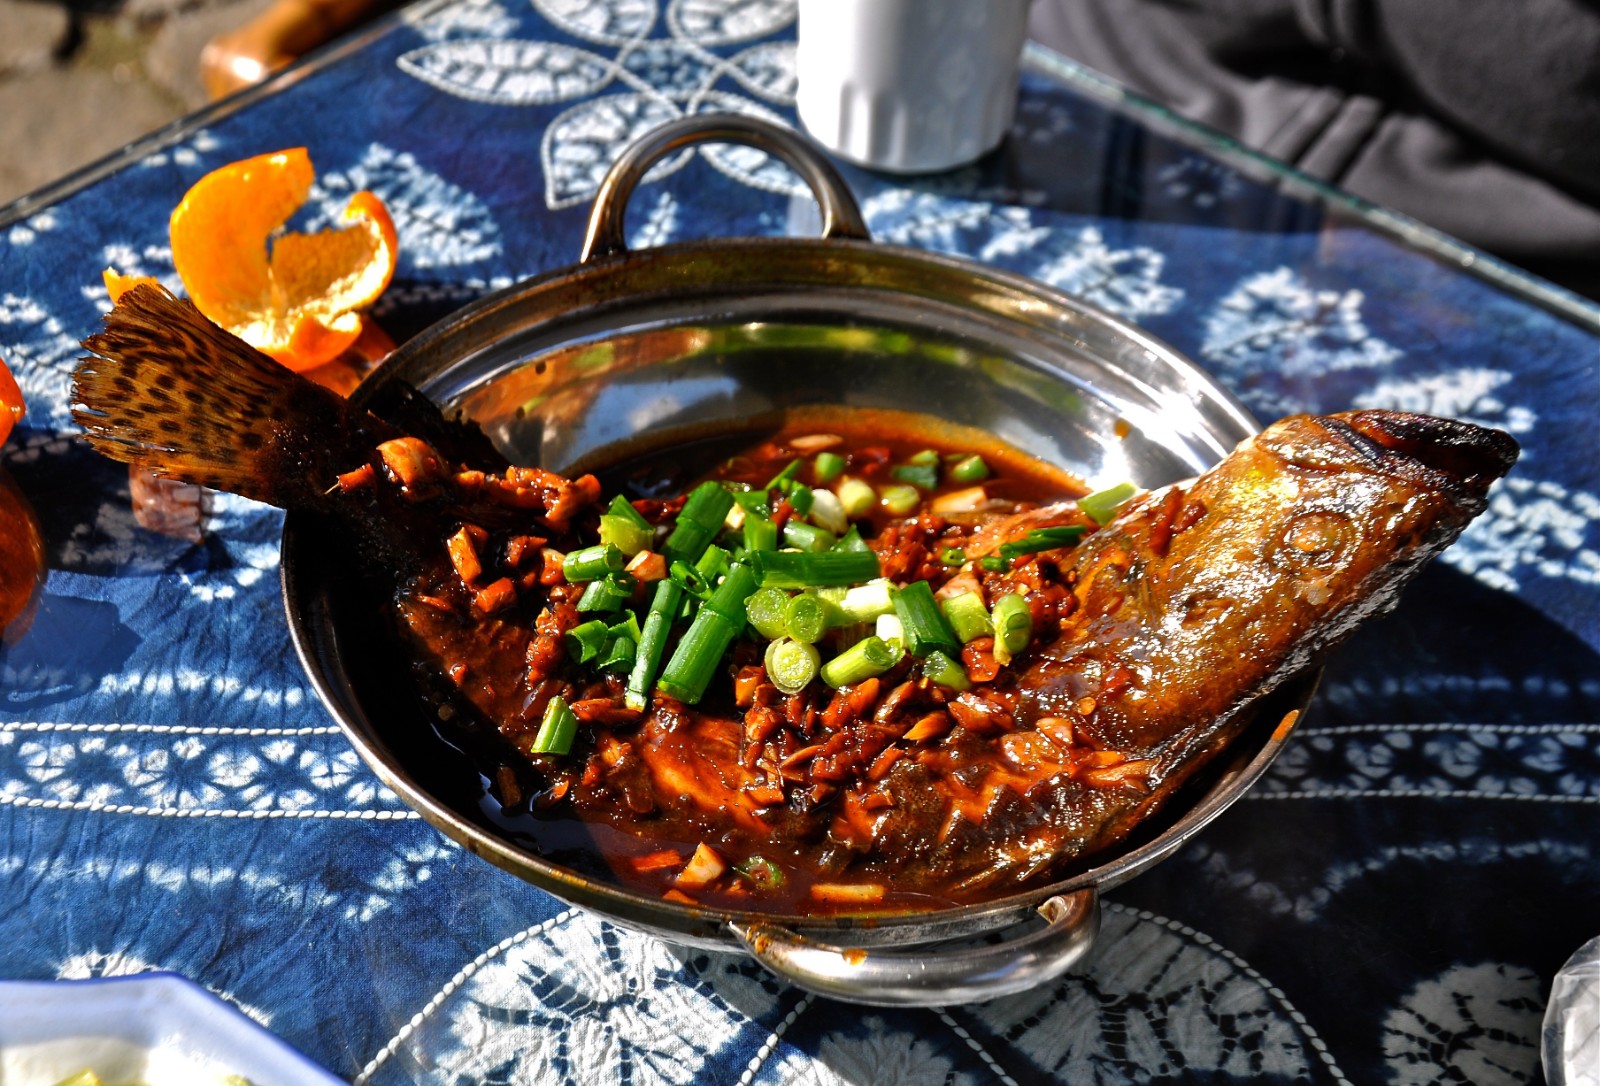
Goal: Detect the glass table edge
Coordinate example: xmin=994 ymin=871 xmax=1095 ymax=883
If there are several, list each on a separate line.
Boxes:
xmin=0 ymin=4 xmax=1591 ymax=335
xmin=1021 ymin=43 xmax=1600 ymax=333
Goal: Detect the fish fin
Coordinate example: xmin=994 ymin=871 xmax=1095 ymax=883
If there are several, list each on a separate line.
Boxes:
xmin=73 ymin=283 xmax=399 ymax=509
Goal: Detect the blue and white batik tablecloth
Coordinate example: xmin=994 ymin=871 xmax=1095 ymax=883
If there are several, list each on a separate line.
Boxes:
xmin=2 ymin=2 xmax=1597 ymax=1083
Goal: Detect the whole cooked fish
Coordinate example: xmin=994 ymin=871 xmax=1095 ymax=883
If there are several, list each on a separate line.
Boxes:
xmin=73 ymin=285 xmax=1517 ymax=908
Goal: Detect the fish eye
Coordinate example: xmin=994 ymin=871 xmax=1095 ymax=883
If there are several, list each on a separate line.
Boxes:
xmin=1273 ymin=510 xmax=1352 ymax=570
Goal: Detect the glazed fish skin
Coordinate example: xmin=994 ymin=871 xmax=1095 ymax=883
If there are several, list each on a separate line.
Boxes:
xmin=873 ymin=411 xmax=1518 ymax=888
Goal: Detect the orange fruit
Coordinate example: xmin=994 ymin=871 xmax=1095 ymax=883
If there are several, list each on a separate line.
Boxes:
xmin=166 ymin=148 xmax=398 ymax=372
xmin=0 ymin=355 xmax=23 ymax=448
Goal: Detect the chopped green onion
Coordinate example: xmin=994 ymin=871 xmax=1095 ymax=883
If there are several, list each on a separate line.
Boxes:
xmin=991 ymin=591 xmax=1033 ymax=666
xmin=812 ymin=451 xmax=846 ymax=484
xmin=891 ymin=580 xmax=961 ymax=658
xmin=907 ymin=449 xmax=940 ymax=468
xmin=922 ymin=649 xmax=971 ymax=691
xmin=695 ymin=542 xmax=730 ymax=583
xmin=940 ymin=547 xmax=967 ymax=566
xmin=941 ymin=591 xmax=993 ymax=643
xmin=627 ymin=579 xmax=684 ymax=710
xmin=833 ymin=524 xmax=870 ymax=552
xmin=879 ymin=484 xmax=920 ymax=516
xmin=836 ymin=477 xmax=876 ymax=518
xmin=764 ymin=637 xmax=821 ymax=695
xmin=598 ymin=495 xmax=654 ymax=554
xmin=980 ymin=554 xmax=1011 ymax=572
xmin=702 ymin=561 xmax=758 ymax=623
xmin=782 ymin=521 xmax=836 ymax=552
xmin=764 ymin=459 xmax=803 ymax=491
xmin=821 ymin=636 xmax=899 ymax=688
xmin=577 ymin=572 xmax=635 ymax=612
xmin=669 ymin=559 xmax=710 ymax=599
xmin=891 ymin=463 xmax=938 ymax=491
xmin=1078 ymin=481 xmax=1138 ymax=526
xmin=599 ymin=635 xmax=637 ymax=672
xmin=563 ymin=543 xmax=625 ymax=583
xmin=743 ymin=510 xmax=778 ymax=552
xmin=947 ymin=454 xmax=990 ymax=484
xmin=664 ymin=481 xmax=735 ymax=564
xmin=874 ymin=612 xmax=904 ymax=649
xmin=998 ymin=525 xmax=1088 ymax=561
xmin=751 ymin=549 xmax=881 ymax=588
xmin=531 ymin=695 xmax=579 ymax=756
xmin=608 ymin=612 xmax=643 ymax=644
xmin=735 ymin=855 xmax=786 ymax=891
xmin=838 ymin=580 xmax=895 ymax=623
xmin=730 ymin=488 xmax=771 ymax=518
xmin=807 ymin=488 xmax=848 ymax=534
xmin=745 ymin=586 xmax=792 ymax=640
xmin=564 ymin=619 xmax=611 ymax=663
xmin=784 ymin=592 xmax=834 ymax=644
xmin=786 ymin=484 xmax=815 ymax=518
xmin=657 ymin=609 xmax=740 ymax=704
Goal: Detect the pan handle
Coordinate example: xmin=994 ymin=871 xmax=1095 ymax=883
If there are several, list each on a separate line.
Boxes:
xmin=726 ymin=888 xmax=1100 ymax=1006
xmin=580 ymin=112 xmax=872 ymax=262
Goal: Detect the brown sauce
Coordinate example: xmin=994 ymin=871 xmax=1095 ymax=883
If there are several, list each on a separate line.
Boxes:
xmin=394 ymin=410 xmax=1099 ymax=914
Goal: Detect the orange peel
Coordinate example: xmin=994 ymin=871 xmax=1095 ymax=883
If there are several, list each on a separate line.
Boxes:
xmin=165 ymin=148 xmax=398 ymax=372
xmin=0 ymin=355 xmax=24 ymax=448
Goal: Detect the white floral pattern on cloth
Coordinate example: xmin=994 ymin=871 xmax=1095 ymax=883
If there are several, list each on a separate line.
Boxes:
xmin=862 ymin=190 xmax=1184 ymax=322
xmin=355 ymin=903 xmax=1348 ymax=1086
xmin=396 ymin=0 xmax=805 ymax=209
xmin=1382 ymin=963 xmax=1544 ymax=1086
xmin=1200 ymin=265 xmax=1402 ymax=418
xmin=1254 ymin=724 xmax=1600 ymax=802
xmin=0 ymin=720 xmax=413 ymax=817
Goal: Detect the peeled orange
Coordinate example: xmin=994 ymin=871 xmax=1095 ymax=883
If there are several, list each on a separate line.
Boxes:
xmin=159 ymin=148 xmax=397 ymax=372
xmin=0 ymin=355 xmax=23 ymax=448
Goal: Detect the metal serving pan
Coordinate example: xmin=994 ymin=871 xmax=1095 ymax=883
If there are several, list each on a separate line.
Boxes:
xmin=282 ymin=114 xmax=1309 ymax=1006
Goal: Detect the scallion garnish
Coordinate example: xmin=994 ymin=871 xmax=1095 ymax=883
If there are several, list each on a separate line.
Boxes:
xmin=922 ymin=649 xmax=971 ymax=691
xmin=836 ymin=477 xmax=876 ymax=518
xmin=998 ymin=525 xmax=1087 ymax=561
xmin=702 ymin=561 xmax=757 ymax=623
xmin=751 ymin=549 xmax=881 ymax=588
xmin=891 ymin=580 xmax=961 ymax=657
xmin=765 ymin=459 xmax=803 ymax=491
xmin=577 ymin=572 xmax=635 ymax=612
xmin=890 ymin=463 xmax=938 ymax=491
xmin=599 ymin=635 xmax=637 ymax=672
xmin=743 ymin=509 xmax=778 ymax=552
xmin=940 ymin=547 xmax=967 ymax=566
xmin=626 ymin=578 xmax=684 ymax=710
xmin=563 ymin=543 xmax=625 ymax=583
xmin=820 ymin=635 xmax=899 ymax=688
xmin=564 ymin=619 xmax=611 ymax=663
xmin=879 ymin=483 xmax=920 ymax=516
xmin=1078 ymin=481 xmax=1137 ymax=525
xmin=657 ymin=608 xmax=741 ymax=705
xmin=782 ymin=521 xmax=836 ymax=552
xmin=787 ymin=483 xmax=815 ymax=518
xmin=784 ymin=592 xmax=834 ymax=644
xmin=947 ymin=454 xmax=989 ymax=484
xmin=598 ymin=495 xmax=654 ymax=555
xmin=979 ymin=554 xmax=1011 ymax=572
xmin=745 ymin=586 xmax=791 ymax=640
xmin=695 ymin=542 xmax=730 ymax=583
xmin=812 ymin=451 xmax=846 ymax=484
xmin=764 ymin=637 xmax=821 ymax=695
xmin=664 ymin=481 xmax=735 ymax=564
xmin=991 ymin=591 xmax=1033 ymax=665
xmin=940 ymin=591 xmax=993 ymax=643
xmin=669 ymin=559 xmax=711 ymax=599
xmin=838 ymin=580 xmax=895 ymax=623
xmin=531 ymin=695 xmax=579 ymax=756
xmin=735 ymin=854 xmax=785 ymax=891
xmin=833 ymin=524 xmax=869 ymax=552
xmin=908 ymin=449 xmax=940 ymax=468
xmin=807 ymin=488 xmax=848 ymax=534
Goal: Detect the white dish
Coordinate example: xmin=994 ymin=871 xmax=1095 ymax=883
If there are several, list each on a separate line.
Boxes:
xmin=0 ymin=974 xmax=344 ymax=1086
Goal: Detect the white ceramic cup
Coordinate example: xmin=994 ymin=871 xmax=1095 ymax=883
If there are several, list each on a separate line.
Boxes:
xmin=795 ymin=0 xmax=1032 ymax=174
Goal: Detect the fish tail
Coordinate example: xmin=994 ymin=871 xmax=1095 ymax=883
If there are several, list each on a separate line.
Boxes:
xmin=73 ymin=284 xmax=398 ymax=509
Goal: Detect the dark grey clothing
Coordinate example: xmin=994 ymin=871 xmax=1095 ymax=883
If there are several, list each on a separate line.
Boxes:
xmin=1029 ymin=0 xmax=1600 ymax=298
